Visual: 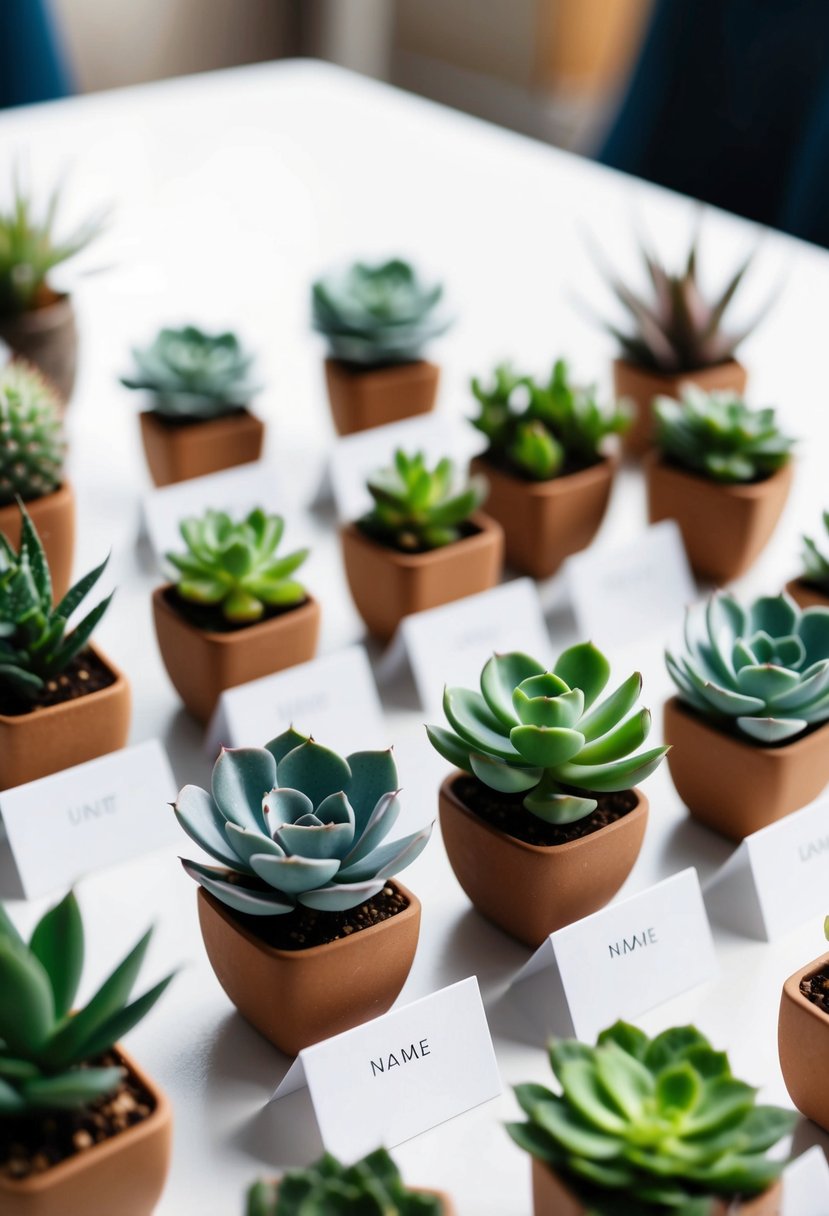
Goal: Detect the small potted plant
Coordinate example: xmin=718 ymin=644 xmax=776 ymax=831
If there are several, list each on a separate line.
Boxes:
xmin=245 ymin=1149 xmax=454 ymax=1214
xmin=0 ymin=890 xmax=175 ymax=1216
xmin=426 ymin=645 xmax=667 ymax=946
xmin=786 ymin=511 xmax=829 ymax=610
xmin=341 ymin=449 xmax=502 ymax=641
xmin=0 ymin=361 xmax=74 ymax=599
xmin=469 ymin=358 xmax=629 ymax=578
xmin=120 ymin=325 xmax=264 ymax=486
xmin=664 ymin=591 xmax=829 ymax=840
xmin=175 ymin=731 xmax=433 ymax=1054
xmin=509 ymin=1020 xmax=795 ymax=1215
xmin=153 ymin=506 xmax=320 ymax=723
xmin=779 ymin=916 xmax=829 ymax=1134
xmin=312 ymin=259 xmax=451 ymax=435
xmin=0 ymin=505 xmax=130 ymax=790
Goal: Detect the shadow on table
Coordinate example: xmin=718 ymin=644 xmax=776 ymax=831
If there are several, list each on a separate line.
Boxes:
xmin=655 ymin=815 xmax=733 ymax=887
xmin=431 ymin=905 xmax=529 ymax=1003
xmin=0 ymin=836 xmax=24 ymax=900
xmin=792 ymin=1116 xmax=829 ymax=1164
xmin=162 ymin=705 xmax=212 ymax=788
xmin=231 ymin=1085 xmax=325 ymax=1169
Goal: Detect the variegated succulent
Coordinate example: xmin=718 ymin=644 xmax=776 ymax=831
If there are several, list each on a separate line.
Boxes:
xmin=801 ymin=511 xmax=829 ymax=592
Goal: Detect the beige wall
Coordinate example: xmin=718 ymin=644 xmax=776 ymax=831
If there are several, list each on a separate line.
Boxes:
xmin=395 ymin=0 xmax=537 ymax=86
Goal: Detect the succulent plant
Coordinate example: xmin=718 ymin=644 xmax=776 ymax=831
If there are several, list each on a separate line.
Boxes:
xmin=654 ymin=388 xmax=794 ymax=484
xmin=427 ymin=646 xmax=667 ymax=824
xmin=0 ymin=890 xmax=174 ymax=1114
xmin=471 ymin=359 xmax=629 ymax=480
xmin=508 ymin=1020 xmax=795 ymax=1216
xmin=245 ymin=1149 xmax=442 ymax=1215
xmin=666 ymin=592 xmax=829 ymax=743
xmin=166 ymin=507 xmax=309 ymax=625
xmin=120 ymin=325 xmax=259 ymax=420
xmin=801 ymin=511 xmax=829 ymax=592
xmin=0 ymin=361 xmax=66 ymax=506
xmin=312 ymin=259 xmax=450 ymax=366
xmin=0 ymin=504 xmax=112 ymax=704
xmin=176 ymin=731 xmax=432 ymax=916
xmin=358 ymin=449 xmax=486 ymax=552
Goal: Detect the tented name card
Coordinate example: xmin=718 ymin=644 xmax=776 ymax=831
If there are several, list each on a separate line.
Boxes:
xmin=0 ymin=740 xmax=178 ymax=898
xmin=270 ymin=977 xmax=501 ymax=1160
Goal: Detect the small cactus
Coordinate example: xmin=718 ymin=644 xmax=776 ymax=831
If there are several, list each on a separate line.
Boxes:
xmin=0 ymin=362 xmax=65 ymax=507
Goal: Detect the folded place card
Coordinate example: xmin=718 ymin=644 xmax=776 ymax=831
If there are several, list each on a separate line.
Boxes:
xmin=270 ymin=977 xmax=501 ymax=1161
xmin=782 ymin=1146 xmax=829 ymax=1215
xmin=0 ymin=740 xmax=178 ymax=898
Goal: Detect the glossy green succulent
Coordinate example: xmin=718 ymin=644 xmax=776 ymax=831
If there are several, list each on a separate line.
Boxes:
xmin=0 ymin=361 xmax=66 ymax=506
xmin=359 ymin=449 xmax=486 ymax=552
xmin=177 ymin=731 xmax=433 ymax=917
xmin=312 ymin=259 xmax=450 ymax=366
xmin=121 ymin=325 xmax=259 ymax=419
xmin=666 ymin=592 xmax=829 ymax=743
xmin=167 ymin=507 xmax=309 ymax=624
xmin=801 ymin=511 xmax=829 ymax=592
xmin=246 ymin=1150 xmax=442 ymax=1215
xmin=508 ymin=1020 xmax=795 ymax=1216
xmin=427 ymin=646 xmax=667 ymax=824
xmin=0 ymin=891 xmax=174 ymax=1114
xmin=654 ymin=388 xmax=793 ymax=484
xmin=471 ymin=359 xmax=629 ymax=480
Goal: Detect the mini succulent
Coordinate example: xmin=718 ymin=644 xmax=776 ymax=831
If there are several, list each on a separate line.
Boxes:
xmin=666 ymin=592 xmax=829 ymax=743
xmin=166 ymin=507 xmax=309 ymax=624
xmin=312 ymin=259 xmax=450 ymax=366
xmin=508 ymin=1020 xmax=795 ymax=1216
xmin=471 ymin=359 xmax=629 ymax=480
xmin=0 ymin=890 xmax=174 ymax=1114
xmin=246 ymin=1149 xmax=442 ymax=1215
xmin=176 ymin=730 xmax=432 ymax=916
xmin=358 ymin=449 xmax=486 ymax=552
xmin=801 ymin=511 xmax=829 ymax=592
xmin=0 ymin=504 xmax=112 ymax=703
xmin=427 ymin=646 xmax=667 ymax=824
xmin=120 ymin=325 xmax=259 ymax=420
xmin=0 ymin=361 xmax=66 ymax=506
xmin=654 ymin=388 xmax=794 ymax=484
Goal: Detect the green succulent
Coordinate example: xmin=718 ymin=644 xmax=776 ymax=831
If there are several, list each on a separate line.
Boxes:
xmin=166 ymin=507 xmax=309 ymax=625
xmin=312 ymin=259 xmax=450 ymax=366
xmin=0 ymin=361 xmax=66 ymax=506
xmin=176 ymin=730 xmax=433 ymax=917
xmin=426 ymin=646 xmax=667 ymax=824
xmin=801 ymin=511 xmax=829 ymax=592
xmin=654 ymin=388 xmax=794 ymax=484
xmin=666 ymin=592 xmax=829 ymax=743
xmin=508 ymin=1020 xmax=795 ymax=1216
xmin=359 ymin=449 xmax=486 ymax=552
xmin=0 ymin=891 xmax=174 ymax=1114
xmin=0 ymin=503 xmax=112 ymax=704
xmin=121 ymin=325 xmax=259 ymax=420
xmin=246 ymin=1150 xmax=442 ymax=1215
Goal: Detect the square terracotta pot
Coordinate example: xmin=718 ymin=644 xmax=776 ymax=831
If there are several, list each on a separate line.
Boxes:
xmin=779 ymin=952 xmax=829 ymax=1131
xmin=0 ymin=645 xmax=131 ymax=791
xmin=152 ymin=587 xmax=321 ymax=724
xmin=138 ymin=408 xmax=264 ymax=487
xmin=663 ymin=697 xmax=829 ymax=841
xmin=324 ymin=357 xmax=439 ymax=435
xmin=0 ymin=483 xmax=75 ymax=604
xmin=438 ymin=773 xmax=648 ymax=947
xmin=613 ymin=357 xmax=747 ymax=456
xmin=785 ymin=577 xmax=829 ymax=611
xmin=196 ymin=880 xmax=421 ymax=1055
xmin=0 ymin=1046 xmax=172 ymax=1216
xmin=340 ymin=512 xmax=504 ymax=642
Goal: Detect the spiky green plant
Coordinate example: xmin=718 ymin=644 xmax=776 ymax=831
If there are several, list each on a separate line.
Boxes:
xmin=0 ymin=891 xmax=174 ymax=1113
xmin=120 ymin=325 xmax=259 ymax=420
xmin=801 ymin=512 xmax=829 ymax=593
xmin=312 ymin=259 xmax=450 ymax=366
xmin=358 ymin=449 xmax=486 ymax=552
xmin=666 ymin=592 xmax=829 ymax=743
xmin=654 ymin=388 xmax=793 ymax=484
xmin=245 ymin=1150 xmax=443 ymax=1215
xmin=0 ymin=362 xmax=66 ymax=506
xmin=427 ymin=646 xmax=667 ymax=824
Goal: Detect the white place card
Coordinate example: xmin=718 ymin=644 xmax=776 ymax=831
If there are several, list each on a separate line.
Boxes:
xmin=0 ymin=740 xmax=178 ymax=898
xmin=782 ymin=1146 xmax=829 ymax=1216
xmin=506 ymin=869 xmax=717 ymax=1043
xmin=270 ymin=977 xmax=501 ymax=1160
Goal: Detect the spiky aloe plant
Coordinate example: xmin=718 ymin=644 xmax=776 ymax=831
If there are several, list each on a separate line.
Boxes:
xmin=0 ymin=362 xmax=66 ymax=506
xmin=121 ymin=325 xmax=259 ymax=420
xmin=654 ymin=389 xmax=794 ymax=484
xmin=359 ymin=449 xmax=486 ymax=552
xmin=427 ymin=646 xmax=667 ymax=824
xmin=246 ymin=1150 xmax=443 ymax=1215
xmin=666 ymin=592 xmax=829 ymax=743
xmin=508 ymin=1020 xmax=795 ymax=1216
xmin=801 ymin=512 xmax=829 ymax=592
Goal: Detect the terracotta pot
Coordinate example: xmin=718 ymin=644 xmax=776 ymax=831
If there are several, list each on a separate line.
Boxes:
xmin=340 ymin=513 xmax=504 ymax=642
xmin=197 ymin=881 xmax=421 ymax=1055
xmin=438 ymin=773 xmax=648 ymax=947
xmin=138 ymin=408 xmax=265 ymax=487
xmin=152 ymin=586 xmax=321 ymax=724
xmin=324 ymin=357 xmax=439 ymax=435
xmin=779 ymin=951 xmax=829 ymax=1131
xmin=0 ymin=1045 xmax=172 ymax=1216
xmin=645 ymin=453 xmax=793 ymax=584
xmin=0 ymin=483 xmax=75 ymax=602
xmin=0 ymin=645 xmax=131 ymax=791
xmin=663 ymin=696 xmax=829 ymax=841
xmin=0 ymin=294 xmax=78 ymax=406
xmin=469 ymin=455 xmax=615 ymax=578
xmin=785 ymin=577 xmax=829 ymax=611
xmin=613 ymin=357 xmax=747 ymax=456
xmin=272 ymin=1179 xmax=454 ymax=1212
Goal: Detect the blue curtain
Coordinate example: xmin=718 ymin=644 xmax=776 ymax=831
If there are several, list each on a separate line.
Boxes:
xmin=0 ymin=0 xmax=73 ymax=108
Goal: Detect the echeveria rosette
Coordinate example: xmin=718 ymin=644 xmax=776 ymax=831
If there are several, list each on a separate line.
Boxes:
xmin=654 ymin=389 xmax=794 ymax=485
xmin=359 ymin=449 xmax=487 ymax=552
xmin=426 ymin=646 xmax=667 ymax=825
xmin=176 ymin=730 xmax=432 ymax=916
xmin=666 ymin=592 xmax=829 ymax=743
xmin=246 ymin=1149 xmax=443 ymax=1216
xmin=121 ymin=325 xmax=259 ymax=420
xmin=802 ymin=511 xmax=829 ymax=592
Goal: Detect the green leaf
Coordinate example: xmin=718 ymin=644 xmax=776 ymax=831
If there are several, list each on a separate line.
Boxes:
xmin=174 ymin=784 xmax=244 ymax=869
xmin=523 ymin=791 xmax=597 ymax=823
xmin=0 ymin=940 xmax=55 ymax=1054
xmin=556 ymin=745 xmax=668 ymax=792
xmin=345 ymin=749 xmax=398 ymax=835
xmin=513 ymin=687 xmax=584 ymax=729
xmin=553 ymin=643 xmax=611 ymax=709
xmin=212 ymin=747 xmax=276 ymax=831
xmin=443 ymin=687 xmax=520 ymax=760
xmin=534 ymin=1094 xmax=624 ymax=1156
xmin=22 ymin=1067 xmax=123 ymax=1110
xmin=510 ymin=725 xmax=585 ymax=768
xmin=53 ymin=552 xmax=109 ymax=622
xmin=575 ymin=709 xmax=652 ymax=764
xmin=469 ymin=751 xmax=540 ymax=792
xmin=29 ymin=890 xmax=84 ymax=1019
xmin=181 ymin=858 xmax=294 ymax=917
xmin=558 ymin=1059 xmax=628 ymax=1133
xmin=265 ymin=727 xmax=309 ymax=765
xmin=596 ymin=1021 xmax=649 ymax=1062
xmin=594 ymin=1043 xmax=653 ymax=1120
xmin=425 ymin=724 xmax=472 ymax=771
xmin=655 ymin=1063 xmax=701 ymax=1115
xmin=479 ymin=652 xmax=545 ymax=725
xmin=19 ymin=504 xmax=52 ymax=607
xmin=72 ymin=972 xmax=176 ymax=1060
xmin=277 ymin=740 xmax=352 ymax=808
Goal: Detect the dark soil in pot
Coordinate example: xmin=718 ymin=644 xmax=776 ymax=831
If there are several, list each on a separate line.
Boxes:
xmin=356 ymin=518 xmax=481 ymax=557
xmin=161 ymin=586 xmax=311 ymax=635
xmin=801 ymin=963 xmax=829 ymax=1014
xmin=452 ymin=775 xmax=638 ymax=846
xmin=221 ymin=881 xmax=410 ymax=951
xmin=0 ymin=650 xmax=115 ymax=717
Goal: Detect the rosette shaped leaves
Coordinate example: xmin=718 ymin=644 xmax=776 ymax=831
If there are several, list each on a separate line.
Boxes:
xmin=666 ymin=592 xmax=829 ymax=743
xmin=654 ymin=389 xmax=794 ymax=484
xmin=426 ymin=646 xmax=667 ymax=824
xmin=802 ymin=511 xmax=829 ymax=592
xmin=359 ymin=449 xmax=487 ymax=552
xmin=246 ymin=1149 xmax=442 ymax=1216
xmin=176 ymin=730 xmax=432 ymax=916
xmin=121 ymin=325 xmax=259 ymax=420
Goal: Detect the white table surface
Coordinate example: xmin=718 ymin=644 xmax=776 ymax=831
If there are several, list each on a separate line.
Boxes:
xmin=1 ymin=58 xmax=829 ymax=1215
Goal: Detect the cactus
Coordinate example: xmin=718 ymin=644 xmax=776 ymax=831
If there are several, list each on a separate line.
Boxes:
xmin=801 ymin=511 xmax=829 ymax=592
xmin=121 ymin=325 xmax=259 ymax=420
xmin=0 ymin=362 xmax=65 ymax=506
xmin=245 ymin=1150 xmax=443 ymax=1215
xmin=654 ymin=388 xmax=793 ymax=484
xmin=359 ymin=449 xmax=486 ymax=552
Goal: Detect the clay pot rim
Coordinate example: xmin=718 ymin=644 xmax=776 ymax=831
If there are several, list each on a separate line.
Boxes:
xmin=666 ymin=695 xmax=829 ymax=760
xmin=0 ymin=480 xmax=74 ymax=518
xmin=324 ymin=355 xmax=438 ymax=377
xmin=612 ymin=355 xmax=746 ymax=382
xmin=470 ymin=452 xmax=617 ymax=498
xmin=644 ymin=449 xmax=794 ymax=501
xmin=440 ymin=770 xmax=648 ymax=858
xmin=341 ymin=511 xmax=502 ymax=569
xmin=0 ymin=643 xmax=127 ymax=729
xmin=152 ymin=584 xmax=320 ymax=648
xmin=138 ymin=405 xmax=261 ymax=428
xmin=0 ymin=291 xmax=73 ymax=333
xmin=782 ymin=949 xmax=829 ymax=1026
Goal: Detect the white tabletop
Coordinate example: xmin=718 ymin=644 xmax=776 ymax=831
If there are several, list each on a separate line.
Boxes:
xmin=1 ymin=59 xmax=828 ymax=1215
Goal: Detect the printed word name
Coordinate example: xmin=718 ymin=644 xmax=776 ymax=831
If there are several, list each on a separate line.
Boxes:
xmin=67 ymin=794 xmax=117 ymax=827
xmin=799 ymin=836 xmax=829 ymax=863
xmin=370 ymin=1039 xmax=431 ymax=1077
xmin=608 ymin=927 xmax=658 ymax=959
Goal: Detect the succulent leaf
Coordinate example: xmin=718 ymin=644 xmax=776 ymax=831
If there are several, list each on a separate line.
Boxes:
xmin=121 ymin=325 xmax=259 ymax=419
xmin=247 ymin=1147 xmax=444 ymax=1215
xmin=358 ymin=448 xmax=486 ymax=552
xmin=800 ymin=511 xmax=829 ymax=592
xmin=654 ymin=388 xmax=793 ymax=484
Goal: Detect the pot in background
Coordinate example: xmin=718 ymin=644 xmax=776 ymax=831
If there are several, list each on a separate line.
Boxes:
xmin=613 ymin=357 xmax=747 ymax=456
xmin=778 ymin=951 xmax=829 ymax=1132
xmin=138 ymin=409 xmax=265 ymax=487
xmin=0 ymin=482 xmax=75 ymax=602
xmin=785 ymin=577 xmax=829 ymax=611
xmin=324 ymin=357 xmax=439 ymax=435
xmin=0 ymin=293 xmax=78 ymax=406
